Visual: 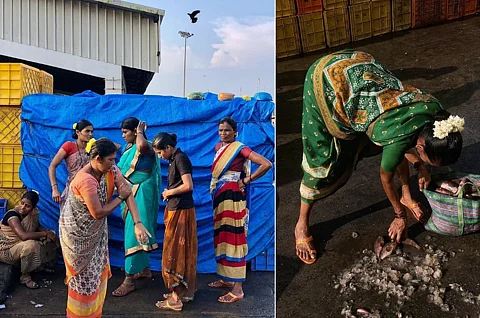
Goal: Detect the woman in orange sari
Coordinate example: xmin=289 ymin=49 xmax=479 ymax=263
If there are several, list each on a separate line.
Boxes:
xmin=208 ymin=117 xmax=272 ymax=303
xmin=59 ymin=138 xmax=151 ymax=318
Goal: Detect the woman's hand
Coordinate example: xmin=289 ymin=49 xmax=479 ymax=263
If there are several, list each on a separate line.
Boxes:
xmin=136 ymin=120 xmax=146 ymax=135
xmin=52 ymin=188 xmax=61 ymax=203
xmin=134 ymin=222 xmax=152 ymax=245
xmin=162 ymin=189 xmax=171 ymax=201
xmin=117 ymin=182 xmax=132 ymax=199
xmin=417 ymin=166 xmax=431 ymax=192
xmin=388 ymin=218 xmax=407 ymax=243
xmin=45 ymin=231 xmax=56 ymax=241
xmin=237 ymin=178 xmax=246 ymax=190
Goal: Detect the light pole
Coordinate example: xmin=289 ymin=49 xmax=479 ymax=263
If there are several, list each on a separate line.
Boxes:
xmin=178 ymin=31 xmax=194 ymax=97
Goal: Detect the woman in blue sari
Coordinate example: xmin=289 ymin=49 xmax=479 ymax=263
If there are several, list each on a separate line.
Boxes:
xmin=112 ymin=118 xmax=161 ymax=297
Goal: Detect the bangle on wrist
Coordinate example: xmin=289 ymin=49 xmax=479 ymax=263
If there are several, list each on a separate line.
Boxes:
xmin=117 ymin=195 xmax=126 ymax=202
xmin=137 ymin=132 xmax=144 ymax=135
xmin=394 ymin=207 xmax=406 ymax=219
xmin=134 ymin=220 xmax=142 ymax=226
xmin=51 ymin=184 xmax=57 ymax=188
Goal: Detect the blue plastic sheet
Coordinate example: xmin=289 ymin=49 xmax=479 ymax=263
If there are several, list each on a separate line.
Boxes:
xmin=19 ymin=91 xmax=275 ymax=273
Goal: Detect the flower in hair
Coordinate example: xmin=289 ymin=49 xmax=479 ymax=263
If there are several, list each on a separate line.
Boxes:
xmin=433 ymin=115 xmax=465 ymax=139
xmin=73 ymin=123 xmax=77 ymax=130
xmin=85 ymin=138 xmax=96 ymax=153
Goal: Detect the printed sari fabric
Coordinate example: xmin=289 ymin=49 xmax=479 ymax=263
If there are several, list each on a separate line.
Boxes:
xmin=118 ymin=143 xmax=160 ymax=275
xmin=59 ymin=167 xmax=116 ymax=318
xmin=210 ymin=141 xmax=251 ymax=282
xmin=301 ymin=50 xmax=443 ymax=203
xmin=0 ymin=208 xmax=58 ymax=274
xmin=162 ymin=207 xmax=198 ymax=300
xmin=61 ymin=142 xmax=90 ymax=211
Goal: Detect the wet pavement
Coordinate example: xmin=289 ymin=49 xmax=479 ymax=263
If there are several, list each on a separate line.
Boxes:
xmin=276 ymin=15 xmax=480 ymax=318
xmin=1 ymin=265 xmax=274 ymax=317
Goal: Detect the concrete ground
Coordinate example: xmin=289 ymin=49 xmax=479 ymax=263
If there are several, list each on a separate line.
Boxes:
xmin=276 ymin=15 xmax=480 ymax=318
xmin=1 ymin=265 xmax=274 ymax=317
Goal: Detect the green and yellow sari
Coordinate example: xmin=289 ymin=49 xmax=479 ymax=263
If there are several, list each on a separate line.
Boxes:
xmin=118 ymin=143 xmax=161 ymax=275
xmin=301 ymin=50 xmax=444 ymax=203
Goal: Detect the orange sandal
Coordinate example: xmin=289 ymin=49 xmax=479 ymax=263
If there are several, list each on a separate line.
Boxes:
xmin=218 ymin=292 xmax=244 ymax=303
xmin=400 ymin=198 xmax=427 ymax=223
xmin=295 ymin=236 xmax=317 ymax=265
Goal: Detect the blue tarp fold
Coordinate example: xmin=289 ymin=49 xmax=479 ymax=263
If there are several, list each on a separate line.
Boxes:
xmin=19 ymin=92 xmax=274 ymax=273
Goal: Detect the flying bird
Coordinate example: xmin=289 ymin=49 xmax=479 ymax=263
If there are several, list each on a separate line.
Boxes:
xmin=188 ymin=10 xmax=200 ymax=23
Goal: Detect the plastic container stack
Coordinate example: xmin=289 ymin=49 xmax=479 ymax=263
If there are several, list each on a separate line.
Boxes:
xmin=0 ymin=63 xmax=53 ymax=209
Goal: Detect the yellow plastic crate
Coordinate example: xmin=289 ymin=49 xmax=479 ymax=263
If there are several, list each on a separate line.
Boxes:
xmin=323 ymin=0 xmax=348 ymax=10
xmin=0 ymin=187 xmax=25 ymax=209
xmin=349 ymin=3 xmax=372 ymax=41
xmin=371 ymin=0 xmax=391 ymax=36
xmin=349 ymin=0 xmax=369 ymax=5
xmin=0 ymin=145 xmax=23 ymax=188
xmin=277 ymin=0 xmax=297 ymax=17
xmin=323 ymin=8 xmax=351 ymax=47
xmin=298 ymin=12 xmax=327 ymax=53
xmin=277 ymin=16 xmax=302 ymax=58
xmin=392 ymin=0 xmax=412 ymax=31
xmin=0 ymin=63 xmax=41 ymax=106
xmin=0 ymin=107 xmax=21 ymax=145
xmin=40 ymin=71 xmax=54 ymax=94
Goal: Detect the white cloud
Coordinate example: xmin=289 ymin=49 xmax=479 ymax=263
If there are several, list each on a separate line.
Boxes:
xmin=159 ymin=44 xmax=207 ymax=73
xmin=209 ymin=16 xmax=274 ymax=69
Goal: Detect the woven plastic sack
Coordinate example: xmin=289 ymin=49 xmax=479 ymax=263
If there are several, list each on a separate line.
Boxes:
xmin=424 ymin=171 xmax=480 ymax=236
xmin=187 ymin=92 xmax=204 ymax=100
xmin=218 ymin=92 xmax=235 ymax=101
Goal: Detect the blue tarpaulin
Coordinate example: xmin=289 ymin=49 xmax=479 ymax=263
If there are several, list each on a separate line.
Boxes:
xmin=19 ymin=91 xmax=275 ymax=274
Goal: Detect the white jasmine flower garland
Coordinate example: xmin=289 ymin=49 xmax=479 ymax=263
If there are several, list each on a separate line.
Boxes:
xmin=433 ymin=115 xmax=465 ymax=140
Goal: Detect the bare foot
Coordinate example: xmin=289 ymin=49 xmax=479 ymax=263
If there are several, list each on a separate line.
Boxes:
xmin=295 ymin=223 xmax=316 ymax=264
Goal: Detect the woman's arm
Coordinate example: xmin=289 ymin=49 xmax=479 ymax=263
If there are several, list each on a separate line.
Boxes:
xmin=48 ymin=148 xmax=68 ymax=202
xmin=84 ymin=194 xmax=125 ymax=220
xmin=8 ymin=217 xmax=48 ymax=241
xmin=404 ymin=149 xmax=431 ymax=191
xmin=379 ymin=167 xmax=405 ymax=217
xmin=164 ymin=174 xmax=193 ymax=200
xmin=135 ymin=121 xmax=152 ymax=155
xmin=240 ymin=151 xmax=273 ymax=186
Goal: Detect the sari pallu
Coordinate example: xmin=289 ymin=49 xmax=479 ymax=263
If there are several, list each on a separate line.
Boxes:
xmin=118 ymin=144 xmax=160 ymax=275
xmin=301 ymin=50 xmax=443 ymax=203
xmin=59 ymin=168 xmax=115 ymax=318
xmin=61 ymin=146 xmax=90 ymax=211
xmin=0 ymin=209 xmax=58 ymax=273
xmin=210 ymin=141 xmax=251 ymax=282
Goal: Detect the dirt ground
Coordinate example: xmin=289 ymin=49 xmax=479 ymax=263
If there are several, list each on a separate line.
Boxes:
xmin=276 ymin=15 xmax=480 ymax=318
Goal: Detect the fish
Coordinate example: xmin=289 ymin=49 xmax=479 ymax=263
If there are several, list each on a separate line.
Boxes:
xmin=378 ymin=238 xmax=421 ymax=260
xmin=374 ymin=236 xmax=385 ymax=258
xmin=379 ymin=242 xmax=398 ymax=260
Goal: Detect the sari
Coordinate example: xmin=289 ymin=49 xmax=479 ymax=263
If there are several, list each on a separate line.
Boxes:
xmin=60 ymin=142 xmax=90 ymax=211
xmin=59 ymin=167 xmax=116 ymax=318
xmin=0 ymin=208 xmax=58 ymax=274
xmin=210 ymin=141 xmax=251 ymax=282
xmin=301 ymin=50 xmax=443 ymax=203
xmin=117 ymin=143 xmax=160 ymax=275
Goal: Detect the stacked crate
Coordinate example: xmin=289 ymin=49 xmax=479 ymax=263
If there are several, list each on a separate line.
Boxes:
xmin=0 ymin=63 xmax=53 ymax=209
xmin=297 ymin=0 xmax=327 ymax=52
xmin=277 ymin=0 xmax=302 ymax=58
xmin=412 ymin=0 xmax=447 ymax=28
xmin=446 ymin=0 xmax=478 ymax=19
xmin=323 ymin=0 xmax=351 ymax=47
xmin=392 ymin=0 xmax=412 ymax=31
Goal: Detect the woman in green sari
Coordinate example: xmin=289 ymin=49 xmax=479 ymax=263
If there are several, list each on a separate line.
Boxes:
xmin=295 ymin=50 xmax=464 ymax=264
xmin=112 ymin=117 xmax=161 ymax=296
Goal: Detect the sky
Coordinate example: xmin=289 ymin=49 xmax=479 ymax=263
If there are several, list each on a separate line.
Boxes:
xmin=126 ymin=1 xmax=275 ymax=97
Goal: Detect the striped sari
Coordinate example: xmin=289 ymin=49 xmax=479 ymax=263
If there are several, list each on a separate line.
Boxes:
xmin=210 ymin=141 xmax=251 ymax=282
xmin=59 ymin=167 xmax=116 ymax=318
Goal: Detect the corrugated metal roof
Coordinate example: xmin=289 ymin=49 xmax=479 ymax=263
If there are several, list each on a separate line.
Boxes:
xmin=90 ymin=0 xmax=165 ymax=19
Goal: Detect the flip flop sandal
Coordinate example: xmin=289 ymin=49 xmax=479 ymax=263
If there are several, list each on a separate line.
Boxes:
xmin=21 ymin=278 xmax=39 ymax=289
xmin=295 ymin=236 xmax=316 ymax=265
xmin=111 ymin=282 xmax=135 ymax=297
xmin=155 ymin=299 xmax=183 ymax=312
xmin=400 ymin=198 xmax=426 ymax=223
xmin=162 ymin=293 xmax=194 ymax=303
xmin=208 ymin=280 xmax=234 ymax=288
xmin=218 ymin=292 xmax=244 ymax=303
xmin=133 ymin=270 xmax=152 ymax=280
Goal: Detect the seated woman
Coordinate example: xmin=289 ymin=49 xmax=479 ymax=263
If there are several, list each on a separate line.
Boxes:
xmin=0 ymin=191 xmax=59 ymax=289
